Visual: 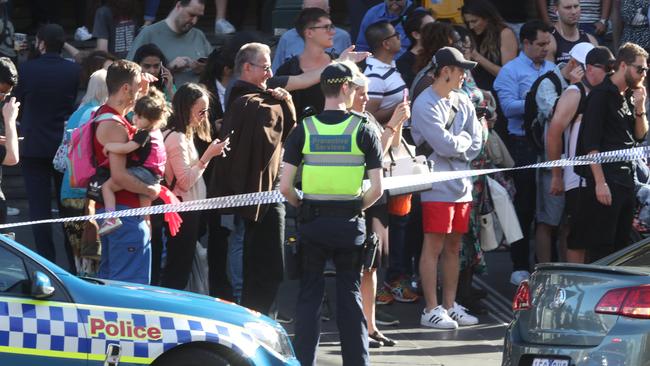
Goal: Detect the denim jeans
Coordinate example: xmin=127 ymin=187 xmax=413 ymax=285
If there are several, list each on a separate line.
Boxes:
xmin=227 ymin=215 xmax=245 ymax=303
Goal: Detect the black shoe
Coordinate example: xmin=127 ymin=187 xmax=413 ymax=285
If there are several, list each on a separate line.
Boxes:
xmin=369 ymin=339 xmax=383 ymax=348
xmin=370 ymin=331 xmax=396 ymax=347
xmin=276 ymin=313 xmax=294 ymax=324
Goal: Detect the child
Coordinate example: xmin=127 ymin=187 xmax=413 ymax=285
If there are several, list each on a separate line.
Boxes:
xmin=98 ymin=89 xmax=169 ymax=235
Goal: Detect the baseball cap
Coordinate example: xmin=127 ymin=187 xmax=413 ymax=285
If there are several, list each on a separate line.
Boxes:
xmin=585 ymin=46 xmax=615 ymax=68
xmin=321 ymin=62 xmax=365 ymax=86
xmin=568 ymin=42 xmax=594 ymax=65
xmin=432 ymin=47 xmax=477 ymax=70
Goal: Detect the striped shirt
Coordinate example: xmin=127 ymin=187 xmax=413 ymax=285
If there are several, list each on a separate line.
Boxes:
xmin=364 ymin=56 xmax=407 ymax=112
xmin=548 ymin=0 xmax=602 ymax=23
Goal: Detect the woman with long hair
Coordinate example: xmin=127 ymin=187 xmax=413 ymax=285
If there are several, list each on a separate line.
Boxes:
xmin=161 ymin=83 xmax=230 ymax=290
xmin=396 ymin=9 xmax=435 ymax=88
xmin=461 ymin=0 xmax=518 ymax=90
xmin=410 ymin=22 xmax=456 ymax=100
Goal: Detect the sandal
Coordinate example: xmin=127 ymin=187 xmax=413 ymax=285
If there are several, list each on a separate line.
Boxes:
xmin=370 ymin=331 xmax=396 ymax=347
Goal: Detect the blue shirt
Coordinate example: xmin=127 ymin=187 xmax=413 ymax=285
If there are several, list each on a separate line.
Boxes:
xmin=60 ymin=102 xmax=100 ymax=200
xmin=355 ymin=1 xmax=416 ymax=58
xmin=272 ymin=27 xmax=351 ymax=73
xmin=493 ymin=52 xmax=556 ymax=136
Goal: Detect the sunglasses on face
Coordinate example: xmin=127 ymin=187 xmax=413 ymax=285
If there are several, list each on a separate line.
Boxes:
xmin=630 ymin=63 xmax=649 ymax=74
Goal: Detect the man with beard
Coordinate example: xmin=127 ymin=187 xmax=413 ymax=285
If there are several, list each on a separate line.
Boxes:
xmin=574 ymin=42 xmax=648 ymax=261
xmin=127 ymin=0 xmax=212 ymax=86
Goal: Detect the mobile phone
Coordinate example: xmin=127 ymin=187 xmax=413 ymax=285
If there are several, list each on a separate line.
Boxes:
xmin=18 ymin=137 xmax=24 ymax=141
xmin=403 ymin=88 xmax=409 ymax=103
xmin=222 ymin=129 xmax=234 ymax=140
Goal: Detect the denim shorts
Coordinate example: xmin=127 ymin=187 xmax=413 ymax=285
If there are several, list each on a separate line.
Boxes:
xmin=127 ymin=166 xmax=160 ymax=185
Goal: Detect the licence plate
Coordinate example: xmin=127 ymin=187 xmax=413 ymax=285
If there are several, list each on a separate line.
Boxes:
xmin=532 ymin=358 xmax=569 ymax=366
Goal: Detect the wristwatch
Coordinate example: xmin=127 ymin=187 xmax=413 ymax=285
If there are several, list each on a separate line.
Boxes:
xmin=597 ymin=18 xmax=608 ymax=25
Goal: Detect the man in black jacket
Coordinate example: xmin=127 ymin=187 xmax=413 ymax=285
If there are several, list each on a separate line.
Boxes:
xmin=15 ymin=24 xmax=80 ymax=263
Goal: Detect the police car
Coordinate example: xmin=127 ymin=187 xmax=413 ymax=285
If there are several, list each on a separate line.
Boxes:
xmin=0 ymin=235 xmax=298 ymax=366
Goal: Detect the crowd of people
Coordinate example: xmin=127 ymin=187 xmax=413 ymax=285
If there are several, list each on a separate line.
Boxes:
xmin=0 ymin=0 xmax=649 ymax=365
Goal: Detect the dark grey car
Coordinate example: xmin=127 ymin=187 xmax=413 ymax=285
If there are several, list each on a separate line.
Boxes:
xmin=502 ymin=239 xmax=650 ymax=366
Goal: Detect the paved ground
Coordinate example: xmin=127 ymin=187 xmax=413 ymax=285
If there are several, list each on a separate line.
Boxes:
xmin=3 ymin=198 xmax=516 ymax=366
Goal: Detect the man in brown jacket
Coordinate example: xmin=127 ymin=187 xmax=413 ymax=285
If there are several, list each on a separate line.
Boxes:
xmin=210 ymin=42 xmax=296 ymax=314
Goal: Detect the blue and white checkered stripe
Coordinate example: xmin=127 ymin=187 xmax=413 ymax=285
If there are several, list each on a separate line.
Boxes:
xmin=0 ymin=299 xmax=258 ymax=363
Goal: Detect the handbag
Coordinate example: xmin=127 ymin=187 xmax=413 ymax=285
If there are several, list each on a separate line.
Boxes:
xmin=485 ymin=131 xmax=514 ymax=168
xmin=382 ymin=137 xmax=432 ymax=196
xmin=387 ymin=193 xmax=412 ymax=216
xmin=478 ymin=181 xmax=499 ymax=252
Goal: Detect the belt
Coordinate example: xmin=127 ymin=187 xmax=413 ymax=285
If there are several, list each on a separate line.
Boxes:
xmin=301 ymin=201 xmax=362 ymax=218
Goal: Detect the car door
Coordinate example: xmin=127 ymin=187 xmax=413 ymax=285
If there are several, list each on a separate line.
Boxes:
xmin=0 ymin=243 xmax=87 ymax=366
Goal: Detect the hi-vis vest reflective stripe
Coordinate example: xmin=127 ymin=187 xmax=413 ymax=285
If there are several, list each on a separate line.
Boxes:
xmin=301 ymin=114 xmax=365 ymax=201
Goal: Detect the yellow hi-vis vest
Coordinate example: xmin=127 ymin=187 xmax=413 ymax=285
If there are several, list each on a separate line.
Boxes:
xmin=301 ymin=114 xmax=365 ymax=201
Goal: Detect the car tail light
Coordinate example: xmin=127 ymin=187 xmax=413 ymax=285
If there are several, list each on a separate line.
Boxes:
xmin=512 ymin=281 xmax=530 ymax=311
xmin=595 ymin=285 xmax=650 ymax=319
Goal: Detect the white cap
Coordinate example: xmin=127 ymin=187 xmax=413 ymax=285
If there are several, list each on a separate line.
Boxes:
xmin=568 ymin=42 xmax=595 ymax=65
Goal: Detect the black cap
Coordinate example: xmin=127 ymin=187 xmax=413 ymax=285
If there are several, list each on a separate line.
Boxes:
xmin=37 ymin=23 xmax=65 ymax=44
xmin=321 ymin=62 xmax=365 ymax=86
xmin=586 ymin=46 xmax=615 ymax=67
xmin=432 ymin=47 xmax=477 ymax=70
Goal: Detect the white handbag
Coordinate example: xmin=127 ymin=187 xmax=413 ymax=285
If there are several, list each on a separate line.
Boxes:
xmin=382 ymin=138 xmax=432 ymax=195
xmin=479 ymin=212 xmax=499 ymax=252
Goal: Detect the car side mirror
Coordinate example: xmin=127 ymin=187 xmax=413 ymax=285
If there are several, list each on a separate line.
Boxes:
xmin=31 ymin=271 xmax=55 ymax=299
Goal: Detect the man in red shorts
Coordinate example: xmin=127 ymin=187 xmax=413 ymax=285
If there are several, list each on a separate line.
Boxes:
xmin=410 ymin=47 xmax=483 ymax=329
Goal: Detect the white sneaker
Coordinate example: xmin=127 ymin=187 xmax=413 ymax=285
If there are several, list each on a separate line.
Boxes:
xmin=448 ymin=302 xmax=479 ymax=326
xmin=74 ymin=26 xmax=93 ymax=41
xmin=420 ymin=305 xmax=458 ymax=329
xmin=214 ymin=19 xmax=235 ymax=34
xmin=510 ymin=270 xmax=530 ymax=286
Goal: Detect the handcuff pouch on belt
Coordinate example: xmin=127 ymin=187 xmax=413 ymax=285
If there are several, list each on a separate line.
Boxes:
xmin=362 ymin=232 xmax=378 ymax=271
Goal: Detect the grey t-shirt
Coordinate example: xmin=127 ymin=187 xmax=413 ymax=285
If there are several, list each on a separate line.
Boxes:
xmin=93 ymin=6 xmax=136 ymax=59
xmin=127 ymin=20 xmax=213 ymax=86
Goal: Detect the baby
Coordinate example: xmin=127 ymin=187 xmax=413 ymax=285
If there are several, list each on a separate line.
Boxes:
xmin=99 ymin=89 xmax=169 ymax=235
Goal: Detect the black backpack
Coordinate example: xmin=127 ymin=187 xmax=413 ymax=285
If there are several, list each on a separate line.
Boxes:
xmin=523 ymin=71 xmax=562 ymax=153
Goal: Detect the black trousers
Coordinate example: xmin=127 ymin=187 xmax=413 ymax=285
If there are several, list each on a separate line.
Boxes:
xmin=240 ymin=203 xmax=285 ymax=314
xmin=161 ymin=210 xmax=200 ymax=290
xmin=207 ymin=210 xmax=234 ymax=301
xmin=22 ymin=157 xmax=65 ymax=263
xmin=508 ymin=137 xmax=538 ymax=272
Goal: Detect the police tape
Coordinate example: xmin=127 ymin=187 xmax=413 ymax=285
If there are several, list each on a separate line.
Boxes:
xmin=1 ymin=145 xmax=649 ymax=230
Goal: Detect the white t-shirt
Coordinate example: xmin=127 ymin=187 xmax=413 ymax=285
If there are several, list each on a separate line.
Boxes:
xmin=364 ymin=56 xmax=406 ymax=112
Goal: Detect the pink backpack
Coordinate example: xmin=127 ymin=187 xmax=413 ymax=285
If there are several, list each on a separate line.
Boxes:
xmin=67 ymin=112 xmax=123 ymax=188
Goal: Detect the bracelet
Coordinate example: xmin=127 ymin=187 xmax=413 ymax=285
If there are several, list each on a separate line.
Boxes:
xmin=384 ymin=125 xmax=396 ymax=134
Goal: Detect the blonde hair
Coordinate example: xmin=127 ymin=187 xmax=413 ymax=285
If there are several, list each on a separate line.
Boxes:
xmin=81 ymin=69 xmax=108 ymax=105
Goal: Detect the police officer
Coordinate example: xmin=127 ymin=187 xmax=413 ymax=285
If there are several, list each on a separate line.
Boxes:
xmin=279 ymin=61 xmax=384 ymax=366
